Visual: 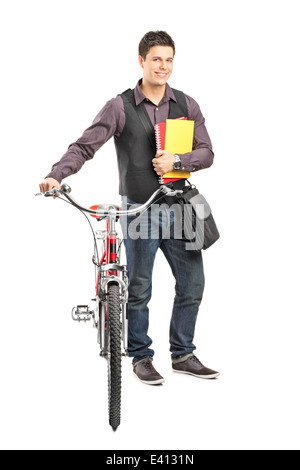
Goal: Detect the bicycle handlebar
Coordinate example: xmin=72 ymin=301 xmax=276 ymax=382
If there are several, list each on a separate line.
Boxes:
xmin=37 ymin=184 xmax=183 ymax=217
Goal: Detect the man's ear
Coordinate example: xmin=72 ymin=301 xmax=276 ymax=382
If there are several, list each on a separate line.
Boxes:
xmin=138 ymin=55 xmax=144 ymax=69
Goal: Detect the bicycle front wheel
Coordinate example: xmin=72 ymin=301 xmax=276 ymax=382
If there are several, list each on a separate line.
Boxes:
xmin=107 ymin=283 xmax=122 ymax=431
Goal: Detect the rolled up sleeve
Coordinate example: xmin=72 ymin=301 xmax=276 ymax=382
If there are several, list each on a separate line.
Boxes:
xmin=179 ymin=94 xmax=214 ymax=173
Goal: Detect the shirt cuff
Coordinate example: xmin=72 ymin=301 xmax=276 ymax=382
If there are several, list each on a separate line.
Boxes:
xmin=44 ymin=170 xmax=63 ymax=184
xmin=179 ymin=153 xmax=196 ymax=172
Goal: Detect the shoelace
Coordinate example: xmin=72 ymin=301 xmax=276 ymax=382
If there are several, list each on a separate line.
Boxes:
xmin=190 ymin=356 xmax=204 ymax=367
xmin=141 ymin=359 xmax=154 ymax=371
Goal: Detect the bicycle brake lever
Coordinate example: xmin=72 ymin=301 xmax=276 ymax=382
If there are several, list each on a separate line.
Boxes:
xmin=44 ymin=189 xmax=61 ymax=197
xmin=35 ymin=184 xmax=70 ymax=198
xmin=34 ymin=190 xmax=60 ymax=197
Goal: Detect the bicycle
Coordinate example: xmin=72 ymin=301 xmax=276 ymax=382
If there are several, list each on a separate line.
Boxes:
xmin=36 ymin=183 xmax=183 ymax=431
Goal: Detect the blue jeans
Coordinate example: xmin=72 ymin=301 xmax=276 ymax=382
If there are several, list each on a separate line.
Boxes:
xmin=120 ymin=197 xmax=205 ymax=364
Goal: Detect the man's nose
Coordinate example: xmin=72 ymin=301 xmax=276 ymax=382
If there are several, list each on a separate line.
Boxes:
xmin=160 ymin=61 xmax=167 ymax=69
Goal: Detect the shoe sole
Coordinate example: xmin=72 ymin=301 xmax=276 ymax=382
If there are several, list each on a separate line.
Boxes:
xmin=173 ymin=369 xmax=220 ymax=379
xmin=133 ymin=372 xmax=165 ymax=385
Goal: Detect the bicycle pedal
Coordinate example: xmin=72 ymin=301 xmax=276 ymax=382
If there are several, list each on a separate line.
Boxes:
xmin=72 ymin=305 xmax=94 ymax=322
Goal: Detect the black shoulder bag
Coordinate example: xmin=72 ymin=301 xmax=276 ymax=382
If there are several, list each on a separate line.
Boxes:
xmin=176 ymin=183 xmax=220 ymax=252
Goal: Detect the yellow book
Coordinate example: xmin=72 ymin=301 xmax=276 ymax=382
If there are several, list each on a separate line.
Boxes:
xmin=163 ymin=119 xmax=195 ymax=179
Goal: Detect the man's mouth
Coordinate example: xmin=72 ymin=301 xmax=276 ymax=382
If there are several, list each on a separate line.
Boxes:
xmin=155 ymin=72 xmax=168 ymax=78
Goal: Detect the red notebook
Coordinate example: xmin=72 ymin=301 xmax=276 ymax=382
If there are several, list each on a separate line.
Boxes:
xmin=154 ymin=117 xmax=187 ymax=184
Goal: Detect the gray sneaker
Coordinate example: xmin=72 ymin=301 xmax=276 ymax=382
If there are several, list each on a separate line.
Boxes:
xmin=172 ymin=354 xmax=220 ymax=379
xmin=133 ymin=358 xmax=165 ymax=385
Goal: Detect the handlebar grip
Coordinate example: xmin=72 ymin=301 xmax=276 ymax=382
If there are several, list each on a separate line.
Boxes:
xmin=44 ymin=189 xmax=58 ymax=197
xmin=43 ymin=184 xmax=71 ymax=197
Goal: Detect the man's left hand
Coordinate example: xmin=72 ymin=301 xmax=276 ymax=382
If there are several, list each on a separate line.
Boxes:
xmin=152 ymin=150 xmax=175 ymax=176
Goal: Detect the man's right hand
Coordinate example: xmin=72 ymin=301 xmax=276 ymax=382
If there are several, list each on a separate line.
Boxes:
xmin=39 ymin=178 xmax=61 ymax=195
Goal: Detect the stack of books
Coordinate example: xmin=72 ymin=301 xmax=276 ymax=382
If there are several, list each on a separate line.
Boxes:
xmin=154 ymin=118 xmax=195 ymax=184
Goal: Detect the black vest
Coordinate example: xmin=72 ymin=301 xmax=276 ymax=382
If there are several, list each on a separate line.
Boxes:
xmin=114 ymin=88 xmax=189 ymax=204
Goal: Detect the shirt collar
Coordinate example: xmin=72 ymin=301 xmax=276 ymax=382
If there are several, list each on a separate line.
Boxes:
xmin=134 ymin=79 xmax=177 ymax=106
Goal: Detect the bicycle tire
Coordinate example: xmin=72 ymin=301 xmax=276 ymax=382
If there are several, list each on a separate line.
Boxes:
xmin=107 ymin=283 xmax=122 ymax=431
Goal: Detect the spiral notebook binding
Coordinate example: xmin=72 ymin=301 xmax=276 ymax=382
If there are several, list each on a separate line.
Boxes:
xmin=154 ymin=125 xmax=162 ymax=150
xmin=155 ymin=124 xmax=164 ymax=185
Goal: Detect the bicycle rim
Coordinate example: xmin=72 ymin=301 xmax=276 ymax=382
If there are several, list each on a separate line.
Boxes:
xmin=107 ymin=283 xmax=122 ymax=431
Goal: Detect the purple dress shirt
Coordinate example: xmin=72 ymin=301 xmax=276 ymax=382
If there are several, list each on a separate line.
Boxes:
xmin=46 ymin=80 xmax=214 ymax=183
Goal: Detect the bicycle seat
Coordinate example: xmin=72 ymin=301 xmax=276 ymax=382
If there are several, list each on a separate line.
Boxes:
xmin=89 ymin=204 xmax=121 ymax=219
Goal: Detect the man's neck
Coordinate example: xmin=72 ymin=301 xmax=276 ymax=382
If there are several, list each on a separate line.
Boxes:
xmin=140 ymin=81 xmax=167 ymax=106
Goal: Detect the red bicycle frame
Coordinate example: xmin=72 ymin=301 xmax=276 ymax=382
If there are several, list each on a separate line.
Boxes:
xmin=91 ymin=208 xmax=120 ymax=296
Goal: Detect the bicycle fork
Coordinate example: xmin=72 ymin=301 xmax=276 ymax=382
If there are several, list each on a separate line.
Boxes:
xmin=98 ymin=263 xmax=129 ymax=358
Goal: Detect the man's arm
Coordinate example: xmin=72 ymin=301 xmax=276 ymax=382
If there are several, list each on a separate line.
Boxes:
xmin=39 ymin=97 xmax=125 ymax=192
xmin=152 ymin=94 xmax=214 ymax=176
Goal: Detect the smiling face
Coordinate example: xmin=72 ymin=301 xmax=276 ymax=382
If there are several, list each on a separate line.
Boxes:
xmin=138 ymin=45 xmax=174 ymax=88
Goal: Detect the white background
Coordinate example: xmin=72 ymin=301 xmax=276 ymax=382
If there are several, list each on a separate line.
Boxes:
xmin=1 ymin=0 xmax=299 ymax=450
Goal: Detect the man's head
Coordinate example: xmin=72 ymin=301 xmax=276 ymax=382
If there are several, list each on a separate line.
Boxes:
xmin=138 ymin=31 xmax=175 ymax=88
xmin=138 ymin=31 xmax=175 ymax=61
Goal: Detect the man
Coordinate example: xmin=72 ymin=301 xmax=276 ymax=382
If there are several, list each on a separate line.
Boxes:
xmin=39 ymin=31 xmax=220 ymax=384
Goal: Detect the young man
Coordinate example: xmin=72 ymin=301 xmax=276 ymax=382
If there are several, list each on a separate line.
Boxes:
xmin=39 ymin=31 xmax=220 ymax=384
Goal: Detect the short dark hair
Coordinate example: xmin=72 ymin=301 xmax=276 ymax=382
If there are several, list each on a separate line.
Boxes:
xmin=138 ymin=31 xmax=175 ymax=60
